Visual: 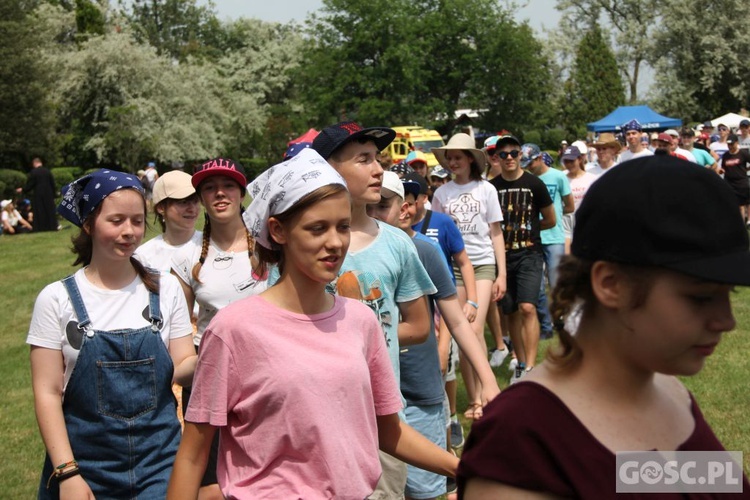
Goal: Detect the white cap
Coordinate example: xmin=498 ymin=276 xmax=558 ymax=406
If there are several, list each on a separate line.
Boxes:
xmin=381 ymin=171 xmax=404 ymax=199
xmin=572 ymin=140 xmax=588 ymax=156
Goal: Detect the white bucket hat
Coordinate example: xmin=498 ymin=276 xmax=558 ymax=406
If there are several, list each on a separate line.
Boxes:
xmin=431 ymin=133 xmax=488 ymax=173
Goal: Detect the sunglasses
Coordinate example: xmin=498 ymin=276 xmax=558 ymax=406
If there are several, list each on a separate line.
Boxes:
xmin=496 ymin=150 xmax=521 ymax=159
xmin=719 ymin=127 xmax=728 ymax=132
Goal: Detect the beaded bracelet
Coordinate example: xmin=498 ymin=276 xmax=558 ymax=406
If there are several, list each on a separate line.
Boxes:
xmin=466 ymin=300 xmax=479 ymax=309
xmin=46 ymin=460 xmax=79 ymax=489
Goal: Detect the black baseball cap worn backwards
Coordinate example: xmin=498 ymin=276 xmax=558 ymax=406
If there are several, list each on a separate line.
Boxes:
xmin=313 ymin=121 xmax=396 ymax=160
xmin=572 ymin=155 xmax=750 ymax=285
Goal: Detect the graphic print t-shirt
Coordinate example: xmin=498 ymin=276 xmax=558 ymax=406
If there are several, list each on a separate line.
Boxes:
xmin=432 ymin=180 xmax=503 ymax=265
xmin=490 ymin=172 xmax=552 ymax=253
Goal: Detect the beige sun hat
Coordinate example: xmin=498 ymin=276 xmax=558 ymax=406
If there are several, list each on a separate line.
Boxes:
xmin=592 ymin=132 xmax=620 ymax=149
xmin=431 ymin=133 xmax=488 ymax=172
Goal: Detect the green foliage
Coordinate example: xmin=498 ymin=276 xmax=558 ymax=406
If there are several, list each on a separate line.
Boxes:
xmin=651 ymin=0 xmax=750 ymax=121
xmin=0 ymin=0 xmax=57 ymax=160
xmin=470 ymin=21 xmax=556 ymax=136
xmin=49 ymin=166 xmax=82 ymax=188
xmin=0 ymin=169 xmax=28 ymax=198
xmin=299 ymin=0 xmax=553 ymax=133
xmin=554 ymin=0 xmax=657 ymax=103
xmin=239 ymin=158 xmax=272 ymax=182
xmin=215 ymin=19 xmax=306 ymax=163
xmin=74 ymin=0 xmax=106 ymax=36
xmin=523 ymin=130 xmax=542 ymax=146
xmin=559 ymin=24 xmax=624 ymax=138
xmin=543 ymin=128 xmax=568 ymax=150
xmin=124 ymin=0 xmax=222 ymax=61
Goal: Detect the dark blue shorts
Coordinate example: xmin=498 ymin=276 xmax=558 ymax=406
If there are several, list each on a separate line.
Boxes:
xmin=500 ymin=250 xmax=544 ymax=314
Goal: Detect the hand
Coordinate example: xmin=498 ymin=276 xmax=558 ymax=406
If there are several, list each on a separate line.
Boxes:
xmin=491 ymin=277 xmax=506 ymax=302
xmin=59 ymin=474 xmax=96 ymax=499
xmin=15 ymin=187 xmax=22 ymax=193
xmin=462 ymin=302 xmax=477 ymax=323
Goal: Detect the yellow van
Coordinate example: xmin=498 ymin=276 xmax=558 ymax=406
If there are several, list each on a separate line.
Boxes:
xmin=383 ymin=126 xmax=445 ymax=167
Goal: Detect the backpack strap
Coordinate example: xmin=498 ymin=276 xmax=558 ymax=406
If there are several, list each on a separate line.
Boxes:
xmin=419 ymin=210 xmax=433 ymax=235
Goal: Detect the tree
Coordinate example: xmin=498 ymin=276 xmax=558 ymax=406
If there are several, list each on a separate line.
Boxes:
xmin=555 ymin=0 xmax=658 ymax=103
xmin=560 ymin=23 xmax=625 ymax=138
xmin=298 ymin=0 xmax=554 ymax=134
xmin=468 ymin=19 xmax=557 ymax=137
xmin=215 ymin=18 xmax=306 ymax=162
xmin=123 ymin=0 xmax=222 ymax=61
xmin=54 ymin=27 xmax=226 ymax=170
xmin=0 ymin=0 xmax=58 ymax=167
xmin=650 ymin=0 xmax=750 ymax=121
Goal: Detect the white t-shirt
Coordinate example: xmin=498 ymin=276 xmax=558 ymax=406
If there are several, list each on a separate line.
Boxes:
xmin=26 ymin=269 xmax=193 ymax=392
xmin=568 ymin=172 xmax=598 ymax=214
xmin=585 ymin=161 xmax=618 ymax=176
xmin=136 ymin=231 xmax=203 ymax=274
xmin=2 ymin=209 xmax=23 ymax=227
xmin=172 ymin=241 xmax=268 ymax=346
xmin=710 ymin=141 xmax=729 ymax=159
xmin=619 ymin=148 xmax=654 ymax=163
xmin=432 ymin=180 xmax=503 ymax=266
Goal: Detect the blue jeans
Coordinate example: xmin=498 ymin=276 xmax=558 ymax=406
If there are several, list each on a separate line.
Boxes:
xmin=538 ymin=244 xmax=565 ymax=334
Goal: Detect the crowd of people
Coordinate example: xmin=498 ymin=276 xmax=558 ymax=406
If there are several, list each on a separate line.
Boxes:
xmin=26 ymin=117 xmax=750 ymax=499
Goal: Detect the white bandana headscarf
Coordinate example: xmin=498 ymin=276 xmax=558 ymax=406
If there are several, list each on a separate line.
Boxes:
xmin=243 ymin=148 xmax=348 ymax=249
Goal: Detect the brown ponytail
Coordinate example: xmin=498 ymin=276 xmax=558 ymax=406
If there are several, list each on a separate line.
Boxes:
xmin=546 ymin=256 xmax=594 ymax=371
xmin=131 ymin=256 xmax=159 ymax=294
xmin=547 ymin=257 xmax=660 ymax=371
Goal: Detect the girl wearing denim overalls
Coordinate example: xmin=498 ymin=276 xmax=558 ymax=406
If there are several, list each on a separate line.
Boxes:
xmin=28 ymin=169 xmax=197 ymax=498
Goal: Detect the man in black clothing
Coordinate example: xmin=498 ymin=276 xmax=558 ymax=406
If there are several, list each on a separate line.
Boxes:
xmin=721 ymin=134 xmax=750 ymax=224
xmin=488 ymin=135 xmax=555 ymax=383
xmin=18 ymin=157 xmax=57 ymax=231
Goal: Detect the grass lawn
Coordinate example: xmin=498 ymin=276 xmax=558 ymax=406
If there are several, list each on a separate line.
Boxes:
xmin=2 ymin=225 xmax=749 ymax=497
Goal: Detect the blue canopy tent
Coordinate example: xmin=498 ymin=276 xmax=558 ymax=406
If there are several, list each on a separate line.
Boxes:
xmin=587 ymin=105 xmax=682 ymax=132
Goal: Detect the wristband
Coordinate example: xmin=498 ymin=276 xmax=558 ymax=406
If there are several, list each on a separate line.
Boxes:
xmin=57 ymin=468 xmax=81 ymax=484
xmin=47 ymin=460 xmax=79 ymax=489
xmin=467 ymin=300 xmax=479 ymax=309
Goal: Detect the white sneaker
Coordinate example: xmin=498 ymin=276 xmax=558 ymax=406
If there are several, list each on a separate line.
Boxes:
xmin=509 ymin=365 xmax=524 ymax=384
xmin=508 ymin=357 xmax=518 ymax=371
xmin=489 ymin=348 xmax=509 ymax=368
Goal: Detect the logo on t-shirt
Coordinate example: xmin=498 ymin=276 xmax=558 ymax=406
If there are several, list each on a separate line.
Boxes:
xmin=330 ymin=270 xmax=392 ymax=346
xmin=448 ymin=193 xmax=481 ymax=234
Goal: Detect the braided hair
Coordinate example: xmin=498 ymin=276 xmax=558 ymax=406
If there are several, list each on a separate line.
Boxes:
xmin=190 ymin=209 xmax=259 ymax=283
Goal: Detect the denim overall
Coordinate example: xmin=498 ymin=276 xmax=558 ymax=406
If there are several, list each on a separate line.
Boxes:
xmin=39 ymin=275 xmax=181 ymax=499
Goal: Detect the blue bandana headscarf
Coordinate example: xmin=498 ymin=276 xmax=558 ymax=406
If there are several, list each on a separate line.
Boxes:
xmin=621 ymin=119 xmax=642 ymax=132
xmin=390 ymin=161 xmax=414 ymax=178
xmin=58 ymin=169 xmax=145 ymax=227
xmin=542 ymin=152 xmax=554 ymax=167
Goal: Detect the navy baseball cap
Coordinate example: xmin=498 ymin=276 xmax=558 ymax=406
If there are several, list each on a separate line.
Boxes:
xmin=313 ymin=121 xmax=396 ymax=160
xmin=573 ymin=155 xmax=750 ymax=285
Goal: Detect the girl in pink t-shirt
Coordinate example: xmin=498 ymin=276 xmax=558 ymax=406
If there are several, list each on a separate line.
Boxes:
xmin=168 ymin=149 xmax=458 ymax=499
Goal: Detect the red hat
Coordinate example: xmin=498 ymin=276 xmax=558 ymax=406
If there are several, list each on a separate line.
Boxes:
xmin=655 ymin=133 xmax=673 ymax=143
xmin=192 ymin=158 xmax=247 ymax=192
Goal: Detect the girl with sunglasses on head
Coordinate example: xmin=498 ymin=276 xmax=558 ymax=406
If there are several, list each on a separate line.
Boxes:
xmin=459 ymin=156 xmax=750 ymax=498
xmin=28 ymin=170 xmax=196 ymax=499
xmin=431 ymin=133 xmax=507 ymax=421
xmin=170 ymin=158 xmax=268 ymax=498
xmin=168 ymin=149 xmax=458 ymax=499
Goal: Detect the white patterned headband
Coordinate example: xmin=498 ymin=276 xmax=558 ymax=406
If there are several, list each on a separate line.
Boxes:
xmin=243 ymin=148 xmax=348 ymax=249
